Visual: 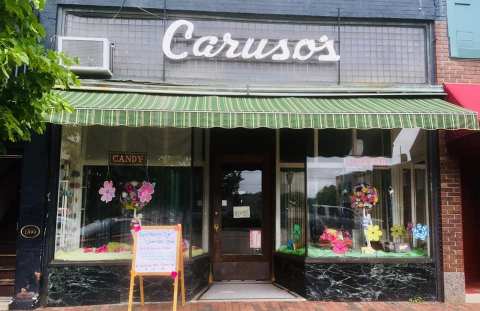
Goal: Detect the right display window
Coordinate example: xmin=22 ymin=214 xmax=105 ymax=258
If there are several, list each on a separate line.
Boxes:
xmin=307 ymin=129 xmax=431 ymax=258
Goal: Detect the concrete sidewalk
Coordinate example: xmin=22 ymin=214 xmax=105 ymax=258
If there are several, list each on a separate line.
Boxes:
xmin=37 ymin=301 xmax=480 ymax=311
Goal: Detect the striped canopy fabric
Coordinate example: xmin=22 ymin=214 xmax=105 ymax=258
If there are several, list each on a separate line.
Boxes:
xmin=47 ymin=90 xmax=479 ymax=130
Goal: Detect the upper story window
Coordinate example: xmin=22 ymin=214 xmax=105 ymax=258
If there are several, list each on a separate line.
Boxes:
xmin=447 ymin=0 xmax=480 ymax=58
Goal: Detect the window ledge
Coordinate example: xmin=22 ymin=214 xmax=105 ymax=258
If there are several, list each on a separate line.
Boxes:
xmin=49 ymin=253 xmax=210 ymax=267
xmin=274 ymin=252 xmax=433 ymax=264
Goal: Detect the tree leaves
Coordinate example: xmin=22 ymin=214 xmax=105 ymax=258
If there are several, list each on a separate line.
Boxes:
xmin=0 ymin=0 xmax=78 ymax=146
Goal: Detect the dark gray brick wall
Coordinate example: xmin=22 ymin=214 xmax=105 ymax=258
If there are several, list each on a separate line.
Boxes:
xmin=46 ymin=0 xmax=437 ymax=20
xmin=42 ymin=0 xmax=437 ymax=49
xmin=434 ymin=0 xmax=447 ymax=20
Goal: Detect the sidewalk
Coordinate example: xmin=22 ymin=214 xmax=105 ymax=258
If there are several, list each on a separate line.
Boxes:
xmin=37 ymin=301 xmax=480 ymax=311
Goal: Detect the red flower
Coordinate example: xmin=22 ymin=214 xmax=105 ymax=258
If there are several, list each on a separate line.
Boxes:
xmin=171 ymin=271 xmax=178 ymax=279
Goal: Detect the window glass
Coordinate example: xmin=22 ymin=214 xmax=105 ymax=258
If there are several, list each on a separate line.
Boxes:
xmin=280 ymin=129 xmax=313 ymax=162
xmin=278 ymin=168 xmax=306 ymax=255
xmin=306 ymin=129 xmax=430 ymax=258
xmin=318 ymin=129 xmax=352 ymax=157
xmin=55 ymin=126 xmax=207 ymax=261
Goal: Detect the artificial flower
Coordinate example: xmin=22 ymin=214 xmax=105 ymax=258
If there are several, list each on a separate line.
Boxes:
xmin=412 ymin=224 xmax=429 ymax=241
xmin=331 ymin=239 xmax=349 ymax=254
xmin=391 ymin=224 xmax=407 ymax=240
xmin=138 ymin=182 xmax=155 ymax=203
xmin=366 ymin=225 xmax=383 ymax=242
xmin=407 ymin=222 xmax=414 ymax=234
xmin=95 ymin=245 xmax=108 ymax=253
xmin=320 ymin=227 xmax=337 ymax=242
xmin=351 ymin=183 xmax=378 ymax=210
xmin=98 ymin=181 xmax=116 ymax=203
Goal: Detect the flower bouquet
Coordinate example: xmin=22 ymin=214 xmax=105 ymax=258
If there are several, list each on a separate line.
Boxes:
xmin=351 ymin=183 xmax=378 ymax=210
xmin=119 ymin=181 xmax=155 ymax=215
xmin=351 ymin=183 xmax=379 ymax=253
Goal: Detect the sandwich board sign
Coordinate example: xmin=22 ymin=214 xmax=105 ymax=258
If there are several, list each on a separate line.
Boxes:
xmin=128 ymin=225 xmax=185 ymax=311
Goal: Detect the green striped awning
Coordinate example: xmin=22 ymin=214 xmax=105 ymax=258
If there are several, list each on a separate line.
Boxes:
xmin=47 ymin=90 xmax=479 ymax=130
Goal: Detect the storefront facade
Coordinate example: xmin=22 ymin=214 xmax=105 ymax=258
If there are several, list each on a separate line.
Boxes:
xmin=8 ymin=1 xmax=480 ymax=308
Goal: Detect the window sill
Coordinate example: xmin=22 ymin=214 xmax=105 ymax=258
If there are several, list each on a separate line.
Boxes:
xmin=49 ymin=253 xmax=210 ymax=267
xmin=273 ymin=252 xmax=433 ymax=264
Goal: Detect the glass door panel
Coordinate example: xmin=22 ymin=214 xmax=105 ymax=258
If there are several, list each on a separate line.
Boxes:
xmin=220 ymin=168 xmax=263 ymax=256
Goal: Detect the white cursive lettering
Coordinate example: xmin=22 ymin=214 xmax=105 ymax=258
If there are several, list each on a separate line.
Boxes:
xmin=162 ymin=20 xmax=340 ymax=62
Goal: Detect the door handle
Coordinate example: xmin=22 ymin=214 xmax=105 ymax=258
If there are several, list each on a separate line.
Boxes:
xmin=214 ymin=224 xmax=220 ymax=232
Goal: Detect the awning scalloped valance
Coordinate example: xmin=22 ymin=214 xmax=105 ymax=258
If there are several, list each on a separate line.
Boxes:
xmin=47 ymin=90 xmax=479 ymax=130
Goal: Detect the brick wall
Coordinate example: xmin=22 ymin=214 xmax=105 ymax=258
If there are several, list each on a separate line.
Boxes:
xmin=438 ymin=131 xmax=464 ymax=274
xmin=434 ymin=16 xmax=480 ymax=302
xmin=438 ymin=130 xmax=466 ymax=303
xmin=435 ymin=21 xmax=480 ymax=84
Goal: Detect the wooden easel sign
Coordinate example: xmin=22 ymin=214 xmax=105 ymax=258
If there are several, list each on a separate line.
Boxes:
xmin=128 ymin=225 xmax=185 ymax=311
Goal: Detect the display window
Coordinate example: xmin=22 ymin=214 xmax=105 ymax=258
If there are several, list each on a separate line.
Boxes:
xmin=277 ymin=129 xmax=431 ymax=259
xmin=55 ymin=126 xmax=207 ymax=261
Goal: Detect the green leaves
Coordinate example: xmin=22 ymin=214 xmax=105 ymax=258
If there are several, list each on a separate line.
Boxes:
xmin=0 ymin=0 xmax=78 ymax=146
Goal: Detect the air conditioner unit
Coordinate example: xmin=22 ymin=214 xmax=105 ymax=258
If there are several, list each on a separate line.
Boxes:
xmin=57 ymin=36 xmax=112 ymax=78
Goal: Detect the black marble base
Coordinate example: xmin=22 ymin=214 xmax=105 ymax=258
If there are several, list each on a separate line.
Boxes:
xmin=47 ymin=256 xmax=209 ymax=307
xmin=274 ymin=254 xmax=437 ymax=301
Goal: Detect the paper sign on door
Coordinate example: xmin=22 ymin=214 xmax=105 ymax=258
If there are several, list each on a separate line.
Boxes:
xmin=233 ymin=206 xmax=250 ymax=218
xmin=250 ymin=229 xmax=261 ymax=249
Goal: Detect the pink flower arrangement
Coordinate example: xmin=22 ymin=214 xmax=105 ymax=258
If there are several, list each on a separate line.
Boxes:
xmin=120 ymin=181 xmax=155 ymax=211
xmin=331 ymin=239 xmax=349 ymax=254
xmin=98 ymin=181 xmax=116 ymax=203
xmin=319 ymin=227 xmax=352 ymax=255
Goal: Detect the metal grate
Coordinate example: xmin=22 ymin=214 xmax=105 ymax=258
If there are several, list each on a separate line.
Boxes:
xmin=64 ymin=14 xmax=428 ymax=86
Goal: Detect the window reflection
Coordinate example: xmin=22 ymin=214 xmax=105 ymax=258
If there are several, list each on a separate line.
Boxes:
xmin=302 ymin=129 xmax=430 ymax=258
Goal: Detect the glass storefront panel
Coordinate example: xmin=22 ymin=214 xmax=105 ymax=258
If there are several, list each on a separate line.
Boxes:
xmin=306 ymin=129 xmax=431 ymax=258
xmin=278 ymin=168 xmax=306 ymax=256
xmin=55 ymin=126 xmax=207 ymax=261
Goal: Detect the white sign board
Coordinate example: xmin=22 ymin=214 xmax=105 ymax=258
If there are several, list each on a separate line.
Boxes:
xmin=135 ymin=228 xmax=178 ymax=273
xmin=233 ymin=206 xmax=251 ymax=218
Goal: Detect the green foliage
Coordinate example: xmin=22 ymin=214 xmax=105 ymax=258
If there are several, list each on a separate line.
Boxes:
xmin=0 ymin=0 xmax=78 ymax=147
xmin=315 ymin=185 xmax=338 ymax=206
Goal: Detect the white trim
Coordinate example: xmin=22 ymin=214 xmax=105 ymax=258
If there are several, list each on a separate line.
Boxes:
xmin=202 ymin=129 xmax=210 ymax=253
xmin=275 ymin=130 xmax=281 ymax=250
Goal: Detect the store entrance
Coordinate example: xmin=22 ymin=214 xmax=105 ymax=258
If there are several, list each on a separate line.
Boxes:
xmin=461 ymin=158 xmax=480 ymax=296
xmin=210 ymin=129 xmax=274 ymax=281
xmin=0 ymin=157 xmax=22 ymax=297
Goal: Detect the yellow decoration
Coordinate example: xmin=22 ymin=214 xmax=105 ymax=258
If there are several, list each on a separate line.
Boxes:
xmin=366 ymin=225 xmax=383 ymax=242
xmin=390 ymin=225 xmax=406 ymax=240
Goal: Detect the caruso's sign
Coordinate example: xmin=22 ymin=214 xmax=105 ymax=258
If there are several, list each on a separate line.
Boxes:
xmin=162 ymin=20 xmax=340 ymax=62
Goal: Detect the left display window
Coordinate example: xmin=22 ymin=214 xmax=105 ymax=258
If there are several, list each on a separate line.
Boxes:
xmin=55 ymin=126 xmax=206 ymax=261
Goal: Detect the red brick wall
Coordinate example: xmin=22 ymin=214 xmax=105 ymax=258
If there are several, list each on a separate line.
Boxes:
xmin=438 ymin=131 xmax=464 ymax=273
xmin=435 ymin=21 xmax=480 ymax=84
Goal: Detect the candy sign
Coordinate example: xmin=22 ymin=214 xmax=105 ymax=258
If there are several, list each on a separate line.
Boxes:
xmin=162 ymin=20 xmax=340 ymax=62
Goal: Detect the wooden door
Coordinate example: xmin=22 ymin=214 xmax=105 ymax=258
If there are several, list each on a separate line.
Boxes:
xmin=211 ymin=155 xmax=273 ymax=281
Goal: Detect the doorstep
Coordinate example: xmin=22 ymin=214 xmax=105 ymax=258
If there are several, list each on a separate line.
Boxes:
xmin=466 ymin=294 xmax=480 ymax=303
xmin=195 ymin=281 xmax=304 ymax=302
xmin=0 ymin=297 xmax=11 ymax=311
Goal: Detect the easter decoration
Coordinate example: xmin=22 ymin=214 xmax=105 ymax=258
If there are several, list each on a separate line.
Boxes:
xmin=351 ymin=183 xmax=380 ymax=254
xmin=319 ymin=227 xmax=352 ymax=255
xmin=120 ymin=181 xmax=155 ymax=217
